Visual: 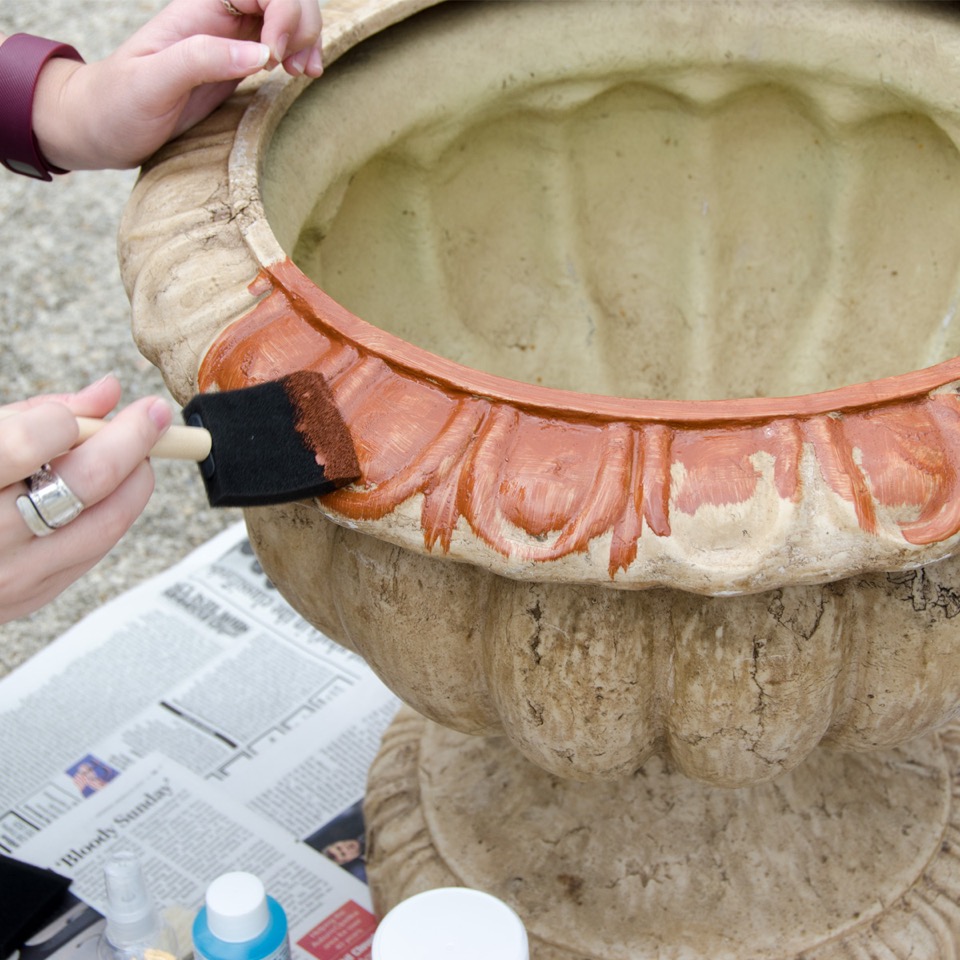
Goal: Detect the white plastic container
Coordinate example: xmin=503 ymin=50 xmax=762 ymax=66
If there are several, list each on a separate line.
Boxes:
xmin=192 ymin=872 xmax=290 ymax=960
xmin=372 ymin=887 xmax=528 ymax=960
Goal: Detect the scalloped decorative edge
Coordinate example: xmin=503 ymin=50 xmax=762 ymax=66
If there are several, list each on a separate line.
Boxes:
xmin=120 ymin=0 xmax=960 ymax=594
xmin=198 ymin=259 xmax=960 ymax=593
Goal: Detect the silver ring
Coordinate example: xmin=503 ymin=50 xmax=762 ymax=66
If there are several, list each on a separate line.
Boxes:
xmin=16 ymin=464 xmax=84 ymax=537
xmin=16 ymin=495 xmax=53 ymax=537
xmin=221 ymin=0 xmax=244 ymax=14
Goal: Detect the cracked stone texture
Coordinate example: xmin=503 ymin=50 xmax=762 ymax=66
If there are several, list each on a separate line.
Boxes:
xmin=0 ymin=1 xmax=239 ymax=677
xmin=116 ymin=0 xmax=960 ymax=786
xmin=365 ymin=707 xmax=960 ymax=960
xmin=246 ymin=500 xmax=960 ymax=789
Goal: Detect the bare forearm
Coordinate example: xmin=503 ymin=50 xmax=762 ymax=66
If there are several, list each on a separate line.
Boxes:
xmin=29 ymin=51 xmax=90 ymax=171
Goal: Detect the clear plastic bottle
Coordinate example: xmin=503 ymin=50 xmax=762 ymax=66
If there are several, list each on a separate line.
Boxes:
xmin=372 ymin=887 xmax=528 ymax=960
xmin=192 ymin=872 xmax=290 ymax=960
xmin=97 ymin=850 xmax=178 ymax=960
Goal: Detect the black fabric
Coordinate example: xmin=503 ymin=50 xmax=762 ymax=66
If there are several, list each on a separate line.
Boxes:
xmin=182 ymin=381 xmax=337 ymax=507
xmin=0 ymin=855 xmax=72 ymax=959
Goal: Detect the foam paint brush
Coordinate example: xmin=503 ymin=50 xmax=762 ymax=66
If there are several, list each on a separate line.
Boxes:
xmin=9 ymin=371 xmax=361 ymax=507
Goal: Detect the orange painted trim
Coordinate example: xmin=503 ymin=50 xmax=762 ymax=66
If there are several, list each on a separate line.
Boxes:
xmin=198 ymin=258 xmax=960 ymax=567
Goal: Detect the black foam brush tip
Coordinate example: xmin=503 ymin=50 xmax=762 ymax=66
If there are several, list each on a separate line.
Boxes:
xmin=181 ymin=371 xmax=360 ymax=507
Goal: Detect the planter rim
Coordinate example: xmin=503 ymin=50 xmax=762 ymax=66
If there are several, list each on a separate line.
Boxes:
xmin=229 ymin=0 xmax=960 ymax=426
xmin=126 ymin=0 xmax=960 ymax=594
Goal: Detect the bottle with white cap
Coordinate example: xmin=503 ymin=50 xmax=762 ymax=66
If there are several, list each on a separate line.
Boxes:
xmin=97 ymin=849 xmax=178 ymax=960
xmin=192 ymin=872 xmax=290 ymax=960
xmin=372 ymin=887 xmax=529 ymax=960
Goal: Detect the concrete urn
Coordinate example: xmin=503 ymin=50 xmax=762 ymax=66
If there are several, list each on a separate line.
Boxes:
xmin=119 ymin=2 xmax=960 ymax=957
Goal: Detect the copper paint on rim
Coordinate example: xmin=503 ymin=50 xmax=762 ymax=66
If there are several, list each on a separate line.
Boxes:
xmin=198 ymin=257 xmax=960 ymax=578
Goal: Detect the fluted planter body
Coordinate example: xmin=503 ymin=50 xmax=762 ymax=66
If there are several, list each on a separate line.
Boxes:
xmin=121 ymin=0 xmax=960 ymax=789
xmin=119 ymin=2 xmax=960 ymax=954
xmin=121 ymin=2 xmax=960 ymax=785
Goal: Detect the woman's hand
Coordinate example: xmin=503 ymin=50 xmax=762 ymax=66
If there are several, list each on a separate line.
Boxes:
xmin=0 ymin=376 xmax=172 ymax=623
xmin=27 ymin=0 xmax=324 ymax=171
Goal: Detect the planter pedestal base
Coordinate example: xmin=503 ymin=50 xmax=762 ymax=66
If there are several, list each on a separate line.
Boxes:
xmin=366 ymin=708 xmax=960 ymax=960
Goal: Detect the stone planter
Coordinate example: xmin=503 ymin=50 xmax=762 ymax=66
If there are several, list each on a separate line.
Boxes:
xmin=119 ymin=1 xmax=960 ymax=956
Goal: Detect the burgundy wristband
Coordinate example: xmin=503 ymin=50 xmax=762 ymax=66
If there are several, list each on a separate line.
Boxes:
xmin=0 ymin=33 xmax=84 ymax=181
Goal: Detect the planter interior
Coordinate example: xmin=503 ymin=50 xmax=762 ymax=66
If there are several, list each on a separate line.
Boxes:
xmin=265 ymin=4 xmax=960 ymax=405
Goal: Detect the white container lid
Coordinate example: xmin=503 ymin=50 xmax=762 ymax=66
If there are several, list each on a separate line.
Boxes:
xmin=205 ymin=872 xmax=271 ymax=942
xmin=372 ymin=887 xmax=528 ymax=960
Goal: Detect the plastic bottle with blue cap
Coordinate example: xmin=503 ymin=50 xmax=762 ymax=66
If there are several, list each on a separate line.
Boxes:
xmin=192 ymin=872 xmax=290 ymax=960
xmin=372 ymin=887 xmax=529 ymax=960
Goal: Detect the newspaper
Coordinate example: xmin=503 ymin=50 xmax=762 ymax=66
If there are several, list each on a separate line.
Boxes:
xmin=0 ymin=521 xmax=401 ymax=960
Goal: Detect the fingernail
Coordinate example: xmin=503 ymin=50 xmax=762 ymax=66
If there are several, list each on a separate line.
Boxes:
xmin=78 ymin=372 xmax=118 ymax=394
xmin=274 ymin=32 xmax=289 ymax=63
xmin=287 ymin=48 xmax=310 ymax=75
xmin=231 ymin=41 xmax=270 ymax=72
xmin=306 ymin=46 xmax=324 ymax=77
xmin=148 ymin=398 xmax=173 ymax=432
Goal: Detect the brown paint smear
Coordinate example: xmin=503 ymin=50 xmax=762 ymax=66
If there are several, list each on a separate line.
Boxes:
xmin=198 ymin=258 xmax=960 ymax=574
xmin=285 ymin=369 xmax=361 ymax=485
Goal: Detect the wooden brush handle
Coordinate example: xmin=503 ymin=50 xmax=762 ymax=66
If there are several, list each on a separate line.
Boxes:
xmin=0 ymin=408 xmax=211 ymax=461
xmin=75 ymin=417 xmax=212 ymax=461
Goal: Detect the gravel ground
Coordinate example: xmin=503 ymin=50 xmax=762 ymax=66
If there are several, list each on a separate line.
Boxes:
xmin=0 ymin=1 xmax=241 ymax=676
